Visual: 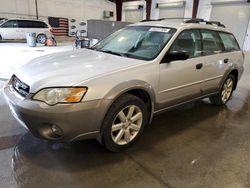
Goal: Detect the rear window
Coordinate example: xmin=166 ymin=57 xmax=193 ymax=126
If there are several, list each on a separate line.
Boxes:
xmin=219 ymin=32 xmax=240 ymax=51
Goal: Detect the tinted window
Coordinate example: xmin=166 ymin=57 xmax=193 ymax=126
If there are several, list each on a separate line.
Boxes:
xmin=219 ymin=32 xmax=240 ymax=51
xmin=1 ymin=20 xmax=17 ymax=28
xmin=169 ymin=29 xmax=202 ymax=58
xmin=201 ymin=30 xmax=223 ymax=55
xmin=17 ymin=20 xmax=48 ymax=28
xmin=18 ymin=20 xmax=32 ymax=28
xmin=34 ymin=21 xmax=48 ymax=28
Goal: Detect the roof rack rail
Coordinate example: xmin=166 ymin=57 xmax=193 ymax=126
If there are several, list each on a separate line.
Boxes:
xmin=140 ymin=17 xmax=193 ymax=22
xmin=185 ymin=18 xmax=204 ymax=23
xmin=140 ymin=18 xmax=226 ymax=28
xmin=185 ymin=18 xmax=226 ymax=28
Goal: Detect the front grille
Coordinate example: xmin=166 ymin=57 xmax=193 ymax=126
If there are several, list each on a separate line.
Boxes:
xmin=11 ymin=75 xmax=30 ymax=97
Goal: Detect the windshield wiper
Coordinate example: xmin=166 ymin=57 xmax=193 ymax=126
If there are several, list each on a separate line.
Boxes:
xmin=95 ymin=49 xmax=127 ymax=57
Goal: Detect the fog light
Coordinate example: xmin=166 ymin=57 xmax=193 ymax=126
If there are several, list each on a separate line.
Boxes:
xmin=51 ymin=124 xmax=63 ymax=137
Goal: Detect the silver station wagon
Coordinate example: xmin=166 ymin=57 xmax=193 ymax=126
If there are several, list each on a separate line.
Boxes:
xmin=4 ymin=18 xmax=244 ymax=152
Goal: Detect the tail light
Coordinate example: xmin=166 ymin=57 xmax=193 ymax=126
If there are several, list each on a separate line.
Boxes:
xmin=49 ymin=28 xmax=53 ymax=33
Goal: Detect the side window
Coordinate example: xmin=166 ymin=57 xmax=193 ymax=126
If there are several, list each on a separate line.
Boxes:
xmin=18 ymin=20 xmax=33 ymax=28
xmin=17 ymin=20 xmax=26 ymax=28
xmin=169 ymin=30 xmax=202 ymax=58
xmin=219 ymin=32 xmax=240 ymax=51
xmin=37 ymin=21 xmax=48 ymax=28
xmin=33 ymin=21 xmax=41 ymax=28
xmin=201 ymin=30 xmax=223 ymax=55
xmin=1 ymin=20 xmax=17 ymax=28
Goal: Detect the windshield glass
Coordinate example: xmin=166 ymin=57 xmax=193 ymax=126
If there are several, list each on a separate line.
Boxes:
xmin=92 ymin=26 xmax=176 ymax=60
xmin=0 ymin=19 xmax=7 ymax=25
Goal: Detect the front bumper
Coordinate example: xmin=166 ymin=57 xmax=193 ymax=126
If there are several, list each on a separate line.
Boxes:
xmin=3 ymin=85 xmax=112 ymax=141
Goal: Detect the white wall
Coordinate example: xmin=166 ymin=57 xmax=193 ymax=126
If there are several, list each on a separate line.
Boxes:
xmin=197 ymin=0 xmax=212 ymax=20
xmin=0 ymin=0 xmax=116 ymax=21
xmin=122 ymin=1 xmax=146 ymax=22
xmin=150 ymin=0 xmax=193 ymax=19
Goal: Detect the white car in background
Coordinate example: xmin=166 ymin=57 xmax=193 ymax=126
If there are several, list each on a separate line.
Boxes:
xmin=0 ymin=18 xmax=52 ymax=44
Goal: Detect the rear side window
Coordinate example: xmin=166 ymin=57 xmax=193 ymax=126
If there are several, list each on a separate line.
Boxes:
xmin=219 ymin=32 xmax=240 ymax=51
xmin=34 ymin=21 xmax=48 ymax=28
xmin=169 ymin=29 xmax=202 ymax=58
xmin=201 ymin=30 xmax=223 ymax=55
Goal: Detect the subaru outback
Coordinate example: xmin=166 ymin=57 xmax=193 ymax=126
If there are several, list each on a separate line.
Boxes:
xmin=3 ymin=18 xmax=244 ymax=152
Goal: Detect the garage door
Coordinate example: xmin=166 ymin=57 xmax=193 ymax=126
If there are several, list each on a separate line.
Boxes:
xmin=210 ymin=3 xmax=250 ymax=48
xmin=159 ymin=7 xmax=185 ymax=19
xmin=125 ymin=10 xmax=143 ymax=23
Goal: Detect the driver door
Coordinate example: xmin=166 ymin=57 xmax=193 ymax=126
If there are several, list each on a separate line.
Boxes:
xmin=158 ymin=29 xmax=204 ymax=108
xmin=0 ymin=20 xmax=19 ymax=39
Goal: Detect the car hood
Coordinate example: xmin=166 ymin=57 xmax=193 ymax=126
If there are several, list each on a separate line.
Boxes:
xmin=15 ymin=49 xmax=145 ymax=92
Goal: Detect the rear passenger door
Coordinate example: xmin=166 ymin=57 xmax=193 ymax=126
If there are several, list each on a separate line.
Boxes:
xmin=201 ymin=30 xmax=229 ymax=94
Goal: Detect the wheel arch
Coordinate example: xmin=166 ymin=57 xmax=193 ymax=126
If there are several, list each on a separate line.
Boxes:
xmin=103 ymin=80 xmax=156 ymax=124
xmin=96 ymin=81 xmax=156 ymax=144
xmin=229 ymin=69 xmax=238 ymax=90
xmin=219 ymin=67 xmax=239 ymax=91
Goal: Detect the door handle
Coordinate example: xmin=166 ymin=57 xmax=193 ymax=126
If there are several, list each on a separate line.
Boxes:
xmin=196 ymin=63 xmax=203 ymax=70
xmin=224 ymin=58 xmax=229 ymax=63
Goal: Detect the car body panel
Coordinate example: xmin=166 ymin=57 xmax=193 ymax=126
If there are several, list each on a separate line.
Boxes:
xmin=3 ymin=85 xmax=113 ymax=141
xmin=15 ymin=49 xmax=147 ymax=94
xmin=158 ymin=57 xmax=204 ymax=107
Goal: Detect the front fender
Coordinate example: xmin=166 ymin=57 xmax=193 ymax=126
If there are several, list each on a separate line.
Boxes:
xmin=103 ymin=80 xmax=156 ymax=102
xmin=103 ymin=80 xmax=156 ymax=123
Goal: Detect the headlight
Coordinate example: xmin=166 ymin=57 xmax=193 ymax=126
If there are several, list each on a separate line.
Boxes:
xmin=32 ymin=87 xmax=87 ymax=105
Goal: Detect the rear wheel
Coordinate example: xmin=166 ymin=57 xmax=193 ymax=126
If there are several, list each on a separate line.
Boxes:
xmin=209 ymin=74 xmax=235 ymax=106
xmin=36 ymin=34 xmax=47 ymax=44
xmin=0 ymin=34 xmax=2 ymax=41
xmin=100 ymin=94 xmax=148 ymax=152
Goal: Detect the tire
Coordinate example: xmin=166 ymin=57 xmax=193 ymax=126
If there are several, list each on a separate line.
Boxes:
xmin=209 ymin=74 xmax=235 ymax=106
xmin=100 ymin=94 xmax=148 ymax=152
xmin=0 ymin=34 xmax=2 ymax=41
xmin=36 ymin=34 xmax=47 ymax=44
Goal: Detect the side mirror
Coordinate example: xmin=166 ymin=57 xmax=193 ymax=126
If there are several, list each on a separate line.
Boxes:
xmin=164 ymin=51 xmax=189 ymax=63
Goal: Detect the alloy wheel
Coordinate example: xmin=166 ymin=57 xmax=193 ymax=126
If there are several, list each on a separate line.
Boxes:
xmin=111 ymin=105 xmax=143 ymax=145
xmin=221 ymin=78 xmax=233 ymax=103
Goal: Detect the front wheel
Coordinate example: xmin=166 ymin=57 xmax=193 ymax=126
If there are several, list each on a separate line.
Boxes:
xmin=100 ymin=94 xmax=148 ymax=152
xmin=209 ymin=74 xmax=235 ymax=106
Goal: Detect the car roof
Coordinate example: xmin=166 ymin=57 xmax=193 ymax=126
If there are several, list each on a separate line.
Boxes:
xmin=7 ymin=18 xmax=46 ymax=22
xmin=130 ymin=19 xmax=230 ymax=33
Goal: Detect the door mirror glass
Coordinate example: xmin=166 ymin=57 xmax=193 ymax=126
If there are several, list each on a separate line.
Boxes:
xmin=165 ymin=51 xmax=189 ymax=63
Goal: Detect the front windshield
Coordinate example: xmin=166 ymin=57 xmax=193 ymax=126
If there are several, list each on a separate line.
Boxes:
xmin=92 ymin=26 xmax=176 ymax=60
xmin=0 ymin=19 xmax=7 ymax=25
